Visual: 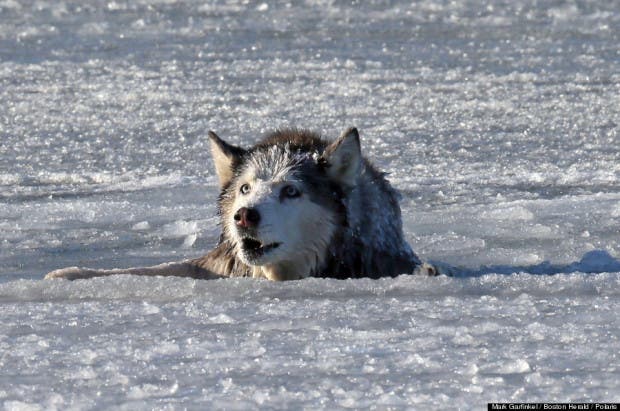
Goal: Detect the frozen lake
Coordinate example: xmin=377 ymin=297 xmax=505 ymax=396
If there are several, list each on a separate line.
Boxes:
xmin=1 ymin=0 xmax=619 ymax=409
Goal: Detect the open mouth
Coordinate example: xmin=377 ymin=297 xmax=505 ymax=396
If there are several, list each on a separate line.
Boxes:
xmin=241 ymin=238 xmax=281 ymax=259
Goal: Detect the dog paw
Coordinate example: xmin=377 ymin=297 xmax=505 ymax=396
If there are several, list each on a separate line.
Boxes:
xmin=44 ymin=267 xmax=88 ymax=280
xmin=414 ymin=263 xmax=441 ymax=276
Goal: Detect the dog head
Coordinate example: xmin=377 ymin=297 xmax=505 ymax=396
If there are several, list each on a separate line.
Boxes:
xmin=208 ymin=128 xmax=361 ymax=280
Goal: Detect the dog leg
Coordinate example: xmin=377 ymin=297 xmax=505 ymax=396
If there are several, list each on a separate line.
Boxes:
xmin=44 ymin=261 xmax=222 ymax=281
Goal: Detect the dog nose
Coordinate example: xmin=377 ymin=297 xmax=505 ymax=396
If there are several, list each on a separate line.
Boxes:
xmin=234 ymin=207 xmax=260 ymax=228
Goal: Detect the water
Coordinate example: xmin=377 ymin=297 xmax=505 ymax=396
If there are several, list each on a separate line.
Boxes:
xmin=1 ymin=0 xmax=619 ymax=409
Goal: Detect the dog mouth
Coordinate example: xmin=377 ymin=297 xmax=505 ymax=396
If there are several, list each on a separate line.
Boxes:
xmin=240 ymin=237 xmax=281 ymax=260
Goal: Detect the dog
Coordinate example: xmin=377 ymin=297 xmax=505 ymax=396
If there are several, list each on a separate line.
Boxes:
xmin=45 ymin=127 xmax=437 ymax=281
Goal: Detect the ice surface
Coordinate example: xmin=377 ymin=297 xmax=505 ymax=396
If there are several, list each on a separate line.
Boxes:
xmin=1 ymin=0 xmax=619 ymax=409
xmin=1 ymin=274 xmax=620 ymax=409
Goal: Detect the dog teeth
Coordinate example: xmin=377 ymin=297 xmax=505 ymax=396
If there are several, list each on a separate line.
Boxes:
xmin=241 ymin=238 xmax=281 ymax=256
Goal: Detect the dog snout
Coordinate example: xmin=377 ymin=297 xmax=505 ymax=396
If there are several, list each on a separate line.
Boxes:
xmin=234 ymin=207 xmax=260 ymax=228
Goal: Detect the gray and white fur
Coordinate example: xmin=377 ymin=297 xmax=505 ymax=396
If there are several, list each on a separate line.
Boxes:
xmin=46 ymin=127 xmax=436 ymax=281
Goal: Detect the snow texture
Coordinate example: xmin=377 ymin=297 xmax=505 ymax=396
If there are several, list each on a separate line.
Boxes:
xmin=1 ymin=0 xmax=619 ymax=409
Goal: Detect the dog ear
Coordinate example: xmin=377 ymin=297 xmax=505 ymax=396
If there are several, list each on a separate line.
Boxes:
xmin=320 ymin=127 xmax=362 ymax=187
xmin=208 ymin=131 xmax=246 ymax=187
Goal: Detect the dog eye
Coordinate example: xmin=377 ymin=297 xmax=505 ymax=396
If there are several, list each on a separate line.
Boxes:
xmin=240 ymin=183 xmax=251 ymax=194
xmin=281 ymin=185 xmax=301 ymax=198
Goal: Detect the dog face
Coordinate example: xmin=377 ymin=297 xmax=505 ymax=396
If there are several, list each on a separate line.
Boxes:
xmin=224 ymin=146 xmax=338 ymax=280
xmin=209 ymin=128 xmax=361 ymax=280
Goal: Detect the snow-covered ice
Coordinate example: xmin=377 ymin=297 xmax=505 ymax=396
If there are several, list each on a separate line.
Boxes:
xmin=1 ymin=0 xmax=619 ymax=409
xmin=1 ymin=274 xmax=620 ymax=409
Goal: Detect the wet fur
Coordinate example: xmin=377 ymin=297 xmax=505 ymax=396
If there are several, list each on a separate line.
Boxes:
xmin=46 ymin=128 xmax=429 ymax=281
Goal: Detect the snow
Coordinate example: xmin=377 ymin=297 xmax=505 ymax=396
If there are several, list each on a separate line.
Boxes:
xmin=1 ymin=0 xmax=619 ymax=409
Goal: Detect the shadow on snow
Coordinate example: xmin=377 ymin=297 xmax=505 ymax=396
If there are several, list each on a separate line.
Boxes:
xmin=435 ymin=249 xmax=620 ymax=278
